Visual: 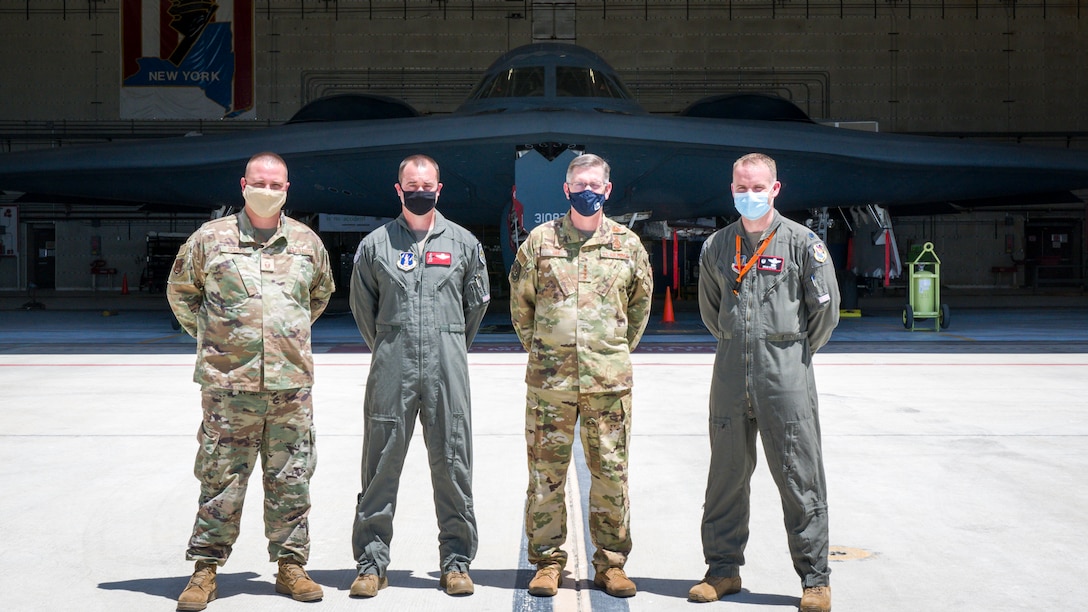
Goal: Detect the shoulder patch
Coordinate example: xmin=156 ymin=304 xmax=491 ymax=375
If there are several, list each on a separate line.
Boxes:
xmin=812 ymin=242 xmax=829 ymax=264
xmin=510 ymin=260 xmax=522 ymax=282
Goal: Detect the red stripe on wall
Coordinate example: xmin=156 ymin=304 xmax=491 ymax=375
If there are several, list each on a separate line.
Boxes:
xmin=233 ymin=0 xmax=254 ymax=113
xmin=121 ymin=0 xmax=142 ymax=79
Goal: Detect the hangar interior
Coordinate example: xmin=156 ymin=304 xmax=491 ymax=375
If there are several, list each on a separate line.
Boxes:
xmin=1 ymin=0 xmax=1086 ymax=297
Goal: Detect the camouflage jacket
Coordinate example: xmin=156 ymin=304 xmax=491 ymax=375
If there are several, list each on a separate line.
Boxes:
xmin=167 ymin=212 xmax=335 ymax=391
xmin=509 ymin=213 xmax=653 ymax=392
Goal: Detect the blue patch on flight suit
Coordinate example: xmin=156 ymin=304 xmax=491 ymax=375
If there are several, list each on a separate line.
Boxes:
xmin=397 ymin=252 xmax=417 ymax=271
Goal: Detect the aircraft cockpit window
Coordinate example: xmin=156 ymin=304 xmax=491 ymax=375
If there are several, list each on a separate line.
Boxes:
xmin=555 ymin=66 xmax=631 ymax=99
xmin=471 ymin=67 xmax=546 ymax=99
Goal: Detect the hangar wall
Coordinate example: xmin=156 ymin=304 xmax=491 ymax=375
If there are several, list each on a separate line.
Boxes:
xmin=1 ymin=1 xmax=1086 ymax=131
xmin=1 ymin=1 xmax=1086 ymax=292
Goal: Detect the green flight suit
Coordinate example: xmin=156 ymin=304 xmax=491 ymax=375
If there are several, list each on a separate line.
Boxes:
xmin=350 ymin=211 xmax=490 ymax=578
xmin=697 ymin=210 xmax=840 ymax=588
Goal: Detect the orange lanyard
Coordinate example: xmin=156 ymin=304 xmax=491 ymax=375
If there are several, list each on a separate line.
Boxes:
xmin=733 ymin=230 xmax=776 ymax=295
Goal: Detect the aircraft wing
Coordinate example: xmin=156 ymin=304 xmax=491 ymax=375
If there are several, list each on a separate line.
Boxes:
xmin=2 ymin=109 xmax=1088 ymax=224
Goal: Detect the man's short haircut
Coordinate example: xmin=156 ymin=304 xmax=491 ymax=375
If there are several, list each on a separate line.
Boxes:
xmin=399 ymin=154 xmax=440 ymax=183
xmin=567 ymin=153 xmax=611 ymax=183
xmin=733 ymin=153 xmax=777 ymax=181
xmin=246 ymin=152 xmax=288 ymax=178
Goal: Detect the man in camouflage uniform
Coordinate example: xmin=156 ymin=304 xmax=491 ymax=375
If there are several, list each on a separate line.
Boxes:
xmin=509 ymin=153 xmax=653 ymax=598
xmin=691 ymin=153 xmax=839 ymax=612
xmin=167 ymin=152 xmax=335 ymax=611
xmin=348 ymin=154 xmax=491 ymax=598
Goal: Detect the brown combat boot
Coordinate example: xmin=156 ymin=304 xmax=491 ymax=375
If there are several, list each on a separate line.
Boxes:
xmin=593 ymin=567 xmax=637 ymax=597
xmin=800 ymin=585 xmax=832 ymax=612
xmin=440 ymin=570 xmax=474 ymax=595
xmin=527 ymin=563 xmax=562 ymax=597
xmin=177 ymin=561 xmax=217 ymax=611
xmin=688 ymin=575 xmax=742 ymax=603
xmin=274 ymin=559 xmax=324 ymax=602
xmin=349 ymin=573 xmax=388 ymax=598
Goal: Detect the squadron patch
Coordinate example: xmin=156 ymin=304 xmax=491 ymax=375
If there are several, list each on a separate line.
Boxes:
xmin=425 ymin=251 xmax=452 ymax=266
xmin=510 ymin=261 xmax=522 ymax=282
xmin=812 ymin=243 xmax=829 ymax=264
xmin=478 ymin=244 xmax=487 ymax=266
xmin=757 ymin=255 xmax=784 ymax=273
xmin=397 ymin=251 xmax=417 ymax=271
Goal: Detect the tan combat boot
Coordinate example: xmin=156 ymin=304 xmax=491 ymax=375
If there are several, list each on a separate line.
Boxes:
xmin=527 ymin=563 xmax=562 ymax=597
xmin=593 ymin=567 xmax=637 ymax=597
xmin=800 ymin=585 xmax=831 ymax=612
xmin=274 ymin=559 xmax=324 ymax=602
xmin=177 ymin=561 xmax=217 ymax=611
xmin=440 ymin=570 xmax=474 ymax=595
xmin=349 ymin=573 xmax=388 ymax=598
xmin=688 ymin=575 xmax=742 ymax=603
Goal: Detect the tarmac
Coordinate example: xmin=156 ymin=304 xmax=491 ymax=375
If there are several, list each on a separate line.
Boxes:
xmin=1 ymin=286 xmax=1087 ymax=611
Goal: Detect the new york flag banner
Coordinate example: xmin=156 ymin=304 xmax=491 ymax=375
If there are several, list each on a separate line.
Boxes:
xmin=121 ymin=0 xmax=254 ymax=119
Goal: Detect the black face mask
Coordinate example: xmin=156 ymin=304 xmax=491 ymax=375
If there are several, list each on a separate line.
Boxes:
xmin=402 ymin=189 xmax=437 ymax=215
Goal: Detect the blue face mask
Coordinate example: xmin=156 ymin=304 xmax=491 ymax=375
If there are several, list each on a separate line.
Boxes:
xmin=568 ymin=189 xmax=606 ymax=216
xmin=733 ymin=191 xmax=771 ymax=220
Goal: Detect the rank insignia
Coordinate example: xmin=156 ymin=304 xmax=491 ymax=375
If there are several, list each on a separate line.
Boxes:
xmin=397 ymin=252 xmax=417 ymax=271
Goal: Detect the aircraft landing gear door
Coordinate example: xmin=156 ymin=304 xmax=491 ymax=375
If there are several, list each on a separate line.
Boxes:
xmin=500 ymin=147 xmax=580 ymax=271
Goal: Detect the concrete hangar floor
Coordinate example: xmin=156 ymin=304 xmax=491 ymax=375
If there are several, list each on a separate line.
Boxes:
xmin=0 ymin=289 xmax=1086 ymax=611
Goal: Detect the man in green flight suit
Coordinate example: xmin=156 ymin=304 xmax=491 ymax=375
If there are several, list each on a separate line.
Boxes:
xmin=348 ymin=154 xmax=491 ymax=598
xmin=691 ymin=153 xmax=839 ymax=612
xmin=509 ymin=153 xmax=653 ymax=599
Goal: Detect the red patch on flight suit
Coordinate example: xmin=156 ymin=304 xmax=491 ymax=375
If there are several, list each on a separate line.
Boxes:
xmin=757 ymin=255 xmax=785 ymax=273
xmin=425 ymin=251 xmax=452 ymax=266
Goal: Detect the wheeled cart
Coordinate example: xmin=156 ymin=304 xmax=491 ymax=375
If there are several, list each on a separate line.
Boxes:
xmin=903 ymin=242 xmax=950 ymax=331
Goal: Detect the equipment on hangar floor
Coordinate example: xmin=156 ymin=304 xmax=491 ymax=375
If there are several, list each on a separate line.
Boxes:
xmin=903 ymin=242 xmax=950 ymax=331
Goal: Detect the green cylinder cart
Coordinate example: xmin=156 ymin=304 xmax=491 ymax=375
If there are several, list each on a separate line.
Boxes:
xmin=903 ymin=242 xmax=950 ymax=331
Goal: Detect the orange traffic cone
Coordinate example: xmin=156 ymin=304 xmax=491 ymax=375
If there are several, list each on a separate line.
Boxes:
xmin=662 ymin=287 xmax=675 ymax=323
xmin=121 ymin=273 xmax=129 ymax=295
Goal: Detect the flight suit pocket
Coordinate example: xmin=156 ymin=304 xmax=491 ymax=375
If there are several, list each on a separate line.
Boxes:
xmin=782 ymin=417 xmax=821 ymax=493
xmin=709 ymin=415 xmax=738 ymax=472
xmin=445 ymin=413 xmax=465 ymax=464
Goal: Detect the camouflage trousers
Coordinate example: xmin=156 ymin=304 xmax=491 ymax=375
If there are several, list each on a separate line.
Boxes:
xmin=186 ymin=387 xmax=317 ymax=565
xmin=524 ymin=386 xmax=632 ymax=572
